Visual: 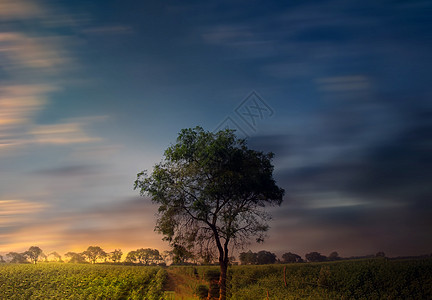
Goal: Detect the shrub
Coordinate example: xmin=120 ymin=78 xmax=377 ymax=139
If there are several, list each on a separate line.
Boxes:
xmin=195 ymin=284 xmax=209 ymax=299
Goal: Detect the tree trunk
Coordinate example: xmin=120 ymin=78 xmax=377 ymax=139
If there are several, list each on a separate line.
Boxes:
xmin=219 ymin=259 xmax=228 ymax=300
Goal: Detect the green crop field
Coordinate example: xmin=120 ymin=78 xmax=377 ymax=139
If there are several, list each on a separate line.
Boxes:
xmin=172 ymin=258 xmax=432 ymax=299
xmin=0 ymin=263 xmax=166 ymax=300
xmin=1 ymin=258 xmax=431 ymax=299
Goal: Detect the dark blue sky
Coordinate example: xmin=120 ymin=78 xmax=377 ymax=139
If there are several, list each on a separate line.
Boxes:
xmin=1 ymin=0 xmax=431 ymax=258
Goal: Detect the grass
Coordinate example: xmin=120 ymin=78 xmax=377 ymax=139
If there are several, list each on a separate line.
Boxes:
xmin=1 ymin=258 xmax=431 ymax=299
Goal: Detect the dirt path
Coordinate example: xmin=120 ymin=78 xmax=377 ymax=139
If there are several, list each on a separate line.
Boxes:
xmin=164 ymin=269 xmax=199 ymax=300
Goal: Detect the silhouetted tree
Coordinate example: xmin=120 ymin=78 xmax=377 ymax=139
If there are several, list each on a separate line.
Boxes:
xmin=65 ymin=252 xmax=86 ymax=263
xmin=239 ymin=250 xmax=258 ymax=265
xmin=40 ymin=252 xmax=48 ymax=262
xmin=282 ymin=252 xmax=303 ymax=263
xmin=376 ymin=251 xmax=386 ymax=258
xmin=6 ymin=252 xmax=27 ymax=263
xmin=125 ymin=248 xmax=161 ymax=265
xmin=125 ymin=250 xmax=139 ymax=263
xmin=135 ymin=127 xmax=284 ymax=300
xmin=48 ymin=251 xmax=62 ymax=262
xmin=25 ymin=246 xmax=43 ymax=264
xmin=257 ymin=250 xmax=277 ymax=264
xmin=82 ymin=246 xmax=106 ymax=264
xmin=171 ymin=244 xmax=194 ymax=265
xmin=109 ymin=249 xmax=123 ymax=263
xmin=160 ymin=250 xmax=171 ymax=265
xmin=305 ymin=252 xmax=327 ymax=262
xmin=138 ymin=248 xmax=161 ymax=265
xmin=328 ymin=251 xmax=340 ymax=261
xmin=0 ymin=255 xmax=4 ymax=263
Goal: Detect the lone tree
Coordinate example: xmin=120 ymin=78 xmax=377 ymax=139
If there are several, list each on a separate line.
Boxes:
xmin=135 ymin=127 xmax=284 ymax=300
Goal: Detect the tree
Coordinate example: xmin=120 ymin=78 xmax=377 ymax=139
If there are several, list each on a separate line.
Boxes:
xmin=282 ymin=252 xmax=303 ymax=263
xmin=48 ymin=251 xmax=62 ymax=262
xmin=257 ymin=250 xmax=277 ymax=264
xmin=82 ymin=246 xmax=106 ymax=264
xmin=135 ymin=127 xmax=285 ymax=300
xmin=109 ymin=249 xmax=123 ymax=263
xmin=160 ymin=250 xmax=171 ymax=265
xmin=25 ymin=246 xmax=43 ymax=264
xmin=170 ymin=244 xmax=194 ymax=265
xmin=39 ymin=252 xmax=48 ymax=263
xmin=64 ymin=252 xmax=86 ymax=263
xmin=6 ymin=252 xmax=27 ymax=263
xmin=328 ymin=251 xmax=340 ymax=261
xmin=305 ymin=252 xmax=327 ymax=262
xmin=376 ymin=251 xmax=386 ymax=258
xmin=125 ymin=250 xmax=139 ymax=264
xmin=125 ymin=248 xmax=161 ymax=265
xmin=0 ymin=255 xmax=5 ymax=263
xmin=239 ymin=250 xmax=258 ymax=265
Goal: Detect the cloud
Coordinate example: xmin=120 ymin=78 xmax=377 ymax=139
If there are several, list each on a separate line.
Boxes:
xmin=33 ymin=164 xmax=103 ymax=177
xmin=0 ymin=0 xmax=44 ymax=20
xmin=0 ymin=32 xmax=69 ymax=72
xmin=0 ymin=84 xmax=53 ymax=151
xmin=30 ymin=122 xmax=102 ymax=145
xmin=82 ymin=25 xmax=133 ymax=35
xmin=316 ymin=75 xmax=370 ymax=92
xmin=248 ymin=103 xmax=432 ymax=256
xmin=0 ymin=199 xmax=49 ymax=226
xmin=202 ymin=25 xmax=253 ymax=45
xmin=0 ymin=0 xmax=104 ymax=155
xmin=0 ymin=196 xmax=165 ymax=254
xmin=201 ymin=24 xmax=277 ymax=58
xmin=0 ymin=84 xmax=53 ymax=125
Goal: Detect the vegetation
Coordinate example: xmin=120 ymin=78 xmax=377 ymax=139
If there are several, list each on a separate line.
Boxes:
xmin=168 ymin=258 xmax=432 ymax=299
xmin=0 ymin=263 xmax=166 ymax=299
xmin=239 ymin=250 xmax=277 ymax=265
xmin=1 ymin=248 xmax=430 ymax=299
xmin=135 ymin=127 xmax=284 ymax=299
xmin=125 ymin=248 xmax=162 ymax=265
xmin=82 ymin=246 xmax=107 ymax=264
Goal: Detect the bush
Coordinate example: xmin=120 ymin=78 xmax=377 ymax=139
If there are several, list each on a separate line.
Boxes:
xmin=195 ymin=284 xmax=209 ymax=299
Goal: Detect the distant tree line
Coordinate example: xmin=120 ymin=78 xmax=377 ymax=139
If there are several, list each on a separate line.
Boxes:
xmin=0 ymin=245 xmax=197 ymax=266
xmin=0 ymin=246 xmax=166 ymax=265
xmin=3 ymin=246 xmax=428 ymax=266
xmin=238 ymin=250 xmax=393 ymax=264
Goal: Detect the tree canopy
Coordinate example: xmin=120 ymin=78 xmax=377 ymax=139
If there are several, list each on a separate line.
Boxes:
xmin=135 ymin=126 xmax=285 ymax=299
xmin=82 ymin=246 xmax=107 ymax=264
xmin=305 ymin=252 xmax=327 ymax=262
xmin=125 ymin=248 xmax=161 ymax=265
xmin=282 ymin=252 xmax=303 ymax=263
xmin=25 ymin=246 xmax=43 ymax=264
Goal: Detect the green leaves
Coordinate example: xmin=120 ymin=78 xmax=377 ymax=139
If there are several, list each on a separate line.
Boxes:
xmin=135 ymin=126 xmax=285 ymax=298
xmin=0 ymin=264 xmax=165 ymax=299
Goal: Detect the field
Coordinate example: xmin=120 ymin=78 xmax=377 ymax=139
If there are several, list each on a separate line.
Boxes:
xmin=171 ymin=258 xmax=432 ymax=299
xmin=1 ymin=258 xmax=431 ymax=299
xmin=0 ymin=263 xmax=166 ymax=299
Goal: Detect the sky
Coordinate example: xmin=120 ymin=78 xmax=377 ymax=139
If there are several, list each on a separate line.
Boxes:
xmin=1 ymin=0 xmax=431 ymax=259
